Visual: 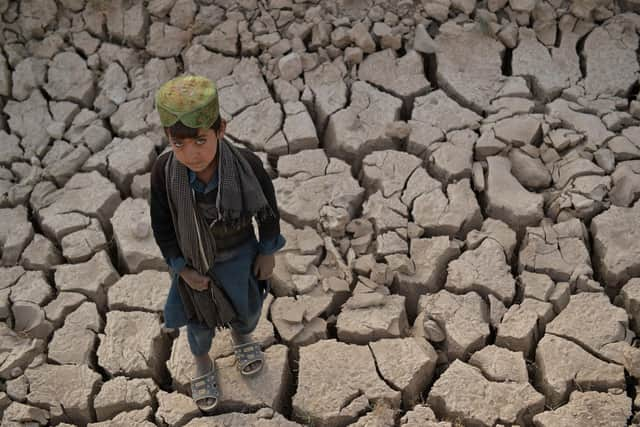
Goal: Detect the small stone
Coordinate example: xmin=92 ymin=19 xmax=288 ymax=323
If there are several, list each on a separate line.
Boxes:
xmin=37 ymin=171 xmax=121 ymax=243
xmin=227 ymin=99 xmax=283 ymax=152
xmin=400 ymin=404 xmax=449 ymax=426
xmin=549 ymin=281 xmax=571 ymax=313
xmin=363 ymin=150 xmax=423 ymax=198
xmin=536 ymin=334 xmax=626 ymax=407
xmin=48 ymin=301 xmax=102 ymax=366
xmin=547 ymin=98 xmax=613 ymax=147
xmin=214 ymin=344 xmax=291 ymax=413
xmin=465 ymin=218 xmax=517 ymax=262
xmin=11 ymin=301 xmax=53 ymax=340
xmin=0 ymin=322 xmax=47 ymax=380
xmin=1 ymin=401 xmax=50 ymax=426
xmin=304 ymin=61 xmax=348 ymax=133
xmin=278 ymin=52 xmax=303 ymax=81
xmin=10 ymin=271 xmax=53 ymax=306
xmin=427 ymin=360 xmax=545 ymax=426
xmin=375 ymin=231 xmax=409 ymax=258
xmin=546 ymin=292 xmax=629 ymax=360
xmin=108 ymin=270 xmax=171 ymax=313
xmin=97 ymin=310 xmax=169 ymax=383
xmin=496 ymin=298 xmax=554 ymax=357
xmin=582 ymin=21 xmax=639 ymax=98
xmin=417 ymin=290 xmax=489 ymax=361
xmin=485 ymin=156 xmax=544 ymax=235
xmin=359 ymin=49 xmax=430 ymax=109
xmin=344 ymin=47 xmax=363 ymax=64
xmin=435 ymin=22 xmax=504 ymax=112
xmin=42 ymin=292 xmax=86 ymax=328
xmin=551 ymin=156 xmax=605 ymax=189
xmin=369 ymin=338 xmax=437 ymax=407
xmin=412 ymin=89 xmax=482 ymax=133
xmin=271 ymin=295 xmax=328 ymax=346
xmin=494 ymin=115 xmax=542 ymax=146
xmin=519 ymin=218 xmax=591 ymax=283
xmin=183 ymin=410 xmax=300 ymax=426
xmin=621 ymin=278 xmax=640 ymax=334
xmin=0 ymin=206 xmax=34 ymax=266
xmin=44 ymin=52 xmax=95 ymax=107
xmin=274 ymin=151 xmax=364 ymax=229
xmin=283 ymin=101 xmax=319 ymax=154
xmin=509 ymin=148 xmax=552 ymax=190
xmin=532 ymin=391 xmax=631 ymax=426
xmin=292 ymin=340 xmax=400 ymax=426
xmin=155 ymin=390 xmax=199 ymax=427
xmin=273 ymin=79 xmax=299 ymax=103
xmin=468 ymin=345 xmax=529 ymax=383
xmin=591 ymin=203 xmax=640 ymax=288
xmin=337 ymin=294 xmax=408 ymax=344
xmin=20 ymin=234 xmax=63 ymax=271
xmin=445 ymin=239 xmax=515 ymax=304
xmin=498 ymin=23 xmax=519 ymax=48
xmin=94 ymin=377 xmax=157 ymax=421
xmin=12 ymin=57 xmax=47 ymax=102
xmin=350 ymin=22 xmax=376 ymax=53
xmin=395 ymin=237 xmax=461 ymax=319
xmin=24 ymin=364 xmax=102 ymax=425
xmin=324 ymin=82 xmax=402 ymax=171
xmin=475 ymin=130 xmax=507 ymax=160
xmin=111 ymin=198 xmax=165 ymax=274
xmin=146 ymin=22 xmax=190 ymax=58
xmin=60 ymin=219 xmax=107 ymax=263
xmin=413 ymin=23 xmax=436 ymax=53
xmin=54 ymin=251 xmax=120 ymax=309
xmin=6 ymin=374 xmax=29 ymax=402
xmin=519 ymin=271 xmax=554 ymax=302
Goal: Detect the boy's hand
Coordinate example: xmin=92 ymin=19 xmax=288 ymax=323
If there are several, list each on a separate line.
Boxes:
xmin=179 ymin=268 xmax=210 ymax=291
xmin=253 ymin=254 xmax=275 ymax=281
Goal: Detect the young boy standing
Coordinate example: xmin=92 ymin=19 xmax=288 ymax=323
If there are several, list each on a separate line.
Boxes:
xmin=150 ymin=75 xmax=285 ymax=411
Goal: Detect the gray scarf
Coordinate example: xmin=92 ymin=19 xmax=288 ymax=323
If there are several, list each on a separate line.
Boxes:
xmin=165 ymin=136 xmax=274 ymax=274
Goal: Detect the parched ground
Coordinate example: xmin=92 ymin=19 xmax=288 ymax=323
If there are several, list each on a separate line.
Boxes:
xmin=1 ymin=0 xmax=640 ymax=426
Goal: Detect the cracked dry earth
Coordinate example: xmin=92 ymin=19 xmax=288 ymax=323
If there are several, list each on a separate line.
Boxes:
xmin=3 ymin=0 xmax=640 ymax=427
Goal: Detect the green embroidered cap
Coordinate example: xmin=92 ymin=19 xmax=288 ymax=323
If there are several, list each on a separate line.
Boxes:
xmin=155 ymin=75 xmax=219 ymax=129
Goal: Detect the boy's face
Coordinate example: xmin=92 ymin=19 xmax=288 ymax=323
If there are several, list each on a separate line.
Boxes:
xmin=166 ymin=124 xmax=225 ymax=173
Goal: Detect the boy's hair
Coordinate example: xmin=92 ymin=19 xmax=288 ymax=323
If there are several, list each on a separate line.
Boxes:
xmin=165 ymin=116 xmax=222 ymax=139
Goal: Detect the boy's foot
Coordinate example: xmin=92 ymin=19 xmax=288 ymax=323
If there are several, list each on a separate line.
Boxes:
xmin=191 ymin=355 xmax=218 ymax=411
xmin=190 ymin=368 xmax=219 ymax=412
xmin=233 ymin=341 xmax=264 ymax=376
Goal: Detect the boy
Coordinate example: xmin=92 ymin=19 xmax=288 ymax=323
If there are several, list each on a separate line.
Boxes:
xmin=150 ymin=75 xmax=285 ymax=411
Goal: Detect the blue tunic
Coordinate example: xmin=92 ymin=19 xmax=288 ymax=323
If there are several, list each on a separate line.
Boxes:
xmin=162 ymin=169 xmax=285 ymax=330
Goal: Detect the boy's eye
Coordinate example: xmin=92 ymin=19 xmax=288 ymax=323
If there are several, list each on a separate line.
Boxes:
xmin=172 ymin=141 xmax=183 ymax=148
xmin=196 ymin=139 xmax=207 ymax=145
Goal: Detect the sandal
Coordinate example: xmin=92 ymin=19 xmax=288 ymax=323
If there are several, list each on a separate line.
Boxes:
xmin=190 ymin=368 xmax=219 ymax=412
xmin=233 ymin=341 xmax=265 ymax=376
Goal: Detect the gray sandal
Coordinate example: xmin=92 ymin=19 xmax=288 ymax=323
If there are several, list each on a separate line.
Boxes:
xmin=190 ymin=369 xmax=219 ymax=412
xmin=234 ymin=342 xmax=265 ymax=376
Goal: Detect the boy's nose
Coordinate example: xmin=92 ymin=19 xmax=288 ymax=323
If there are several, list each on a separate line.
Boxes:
xmin=183 ymin=141 xmax=199 ymax=159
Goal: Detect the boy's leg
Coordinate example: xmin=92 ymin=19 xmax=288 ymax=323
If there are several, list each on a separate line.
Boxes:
xmin=230 ymin=328 xmax=253 ymax=345
xmin=187 ymin=322 xmax=215 ymax=375
xmin=229 ymin=300 xmax=261 ymax=344
xmin=229 ymin=271 xmax=263 ymax=342
xmin=186 ymin=322 xmax=219 ymax=410
xmin=230 ymin=309 xmax=263 ymax=374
